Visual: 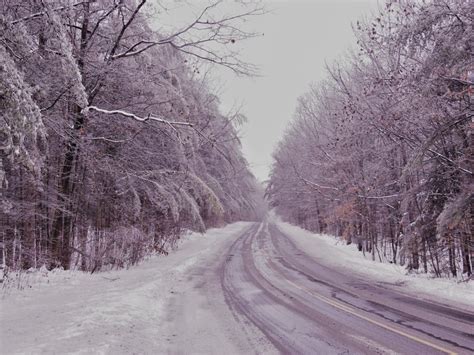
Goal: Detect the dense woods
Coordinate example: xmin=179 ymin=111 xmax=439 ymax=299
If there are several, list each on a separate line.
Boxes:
xmin=267 ymin=0 xmax=473 ymax=278
xmin=1 ymin=0 xmax=264 ymax=272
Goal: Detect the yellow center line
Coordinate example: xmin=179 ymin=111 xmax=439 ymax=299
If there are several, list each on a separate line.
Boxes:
xmin=284 ymin=278 xmax=457 ymax=355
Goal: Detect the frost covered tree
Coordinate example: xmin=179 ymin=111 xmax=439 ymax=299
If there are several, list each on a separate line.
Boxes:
xmin=267 ymin=0 xmax=473 ymax=278
xmin=1 ymin=0 xmax=263 ymax=271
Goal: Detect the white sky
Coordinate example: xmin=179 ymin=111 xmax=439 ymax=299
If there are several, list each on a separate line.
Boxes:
xmin=150 ymin=0 xmax=380 ymax=182
xmin=216 ymin=0 xmax=380 ymax=182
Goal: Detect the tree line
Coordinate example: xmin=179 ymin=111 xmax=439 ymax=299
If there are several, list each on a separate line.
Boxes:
xmin=1 ymin=0 xmax=264 ymax=272
xmin=267 ymin=0 xmax=473 ymax=278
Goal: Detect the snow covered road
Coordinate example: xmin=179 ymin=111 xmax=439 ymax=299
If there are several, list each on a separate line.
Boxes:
xmin=0 ymin=222 xmax=274 ymax=354
xmin=1 ymin=219 xmax=473 ymax=354
xmin=223 ymin=220 xmax=474 ymax=354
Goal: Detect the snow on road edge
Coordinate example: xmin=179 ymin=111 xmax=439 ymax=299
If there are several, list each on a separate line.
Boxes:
xmin=1 ymin=222 xmax=249 ymax=299
xmin=0 ymin=221 xmax=253 ymax=355
xmin=271 ymin=215 xmax=474 ymax=310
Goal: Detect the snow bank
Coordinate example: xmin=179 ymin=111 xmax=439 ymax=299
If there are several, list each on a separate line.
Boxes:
xmin=0 ymin=222 xmax=253 ymax=354
xmin=0 ymin=224 xmax=243 ymax=299
xmin=271 ymin=215 xmax=474 ymax=310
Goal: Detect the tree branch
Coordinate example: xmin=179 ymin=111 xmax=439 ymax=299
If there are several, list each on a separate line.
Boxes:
xmin=83 ymin=106 xmax=193 ymax=127
xmin=108 ymin=0 xmax=147 ymax=60
xmin=10 ymin=2 xmax=87 ymax=25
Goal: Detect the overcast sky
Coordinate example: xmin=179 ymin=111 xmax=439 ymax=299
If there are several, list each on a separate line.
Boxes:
xmin=150 ymin=0 xmax=380 ymax=182
xmin=215 ymin=0 xmax=380 ymax=182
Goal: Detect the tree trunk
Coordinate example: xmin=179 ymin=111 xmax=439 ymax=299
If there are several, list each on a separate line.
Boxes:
xmin=50 ymin=3 xmax=90 ymax=269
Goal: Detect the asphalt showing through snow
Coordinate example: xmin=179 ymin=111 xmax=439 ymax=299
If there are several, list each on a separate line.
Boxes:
xmin=221 ymin=220 xmax=474 ymax=354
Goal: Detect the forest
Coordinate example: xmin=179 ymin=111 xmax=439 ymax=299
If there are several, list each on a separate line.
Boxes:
xmin=1 ymin=0 xmax=264 ymax=272
xmin=1 ymin=0 xmax=472 ymax=280
xmin=1 ymin=2 xmax=473 ymax=354
xmin=267 ymin=0 xmax=473 ymax=278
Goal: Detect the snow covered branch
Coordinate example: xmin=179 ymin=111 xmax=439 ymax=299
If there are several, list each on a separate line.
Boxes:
xmin=83 ymin=106 xmax=193 ymax=127
xmin=10 ymin=2 xmax=87 ymax=25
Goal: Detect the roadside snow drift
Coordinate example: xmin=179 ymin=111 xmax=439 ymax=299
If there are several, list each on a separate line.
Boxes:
xmin=0 ymin=222 xmax=269 ymax=355
xmin=272 ymin=216 xmax=474 ymax=310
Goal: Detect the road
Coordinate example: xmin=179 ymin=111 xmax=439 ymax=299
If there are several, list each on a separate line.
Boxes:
xmin=219 ymin=220 xmax=474 ymax=355
xmin=2 ymin=220 xmax=472 ymax=354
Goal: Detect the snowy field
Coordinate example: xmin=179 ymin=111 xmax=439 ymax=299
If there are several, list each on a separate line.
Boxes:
xmin=273 ymin=216 xmax=474 ymax=310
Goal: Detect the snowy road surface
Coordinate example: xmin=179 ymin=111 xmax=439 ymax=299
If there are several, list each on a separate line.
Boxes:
xmin=222 ymin=220 xmax=474 ymax=355
xmin=1 ymin=220 xmax=473 ymax=354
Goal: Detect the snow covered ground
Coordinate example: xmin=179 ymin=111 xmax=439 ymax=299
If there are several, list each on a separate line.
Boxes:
xmin=0 ymin=222 xmax=273 ymax=355
xmin=272 ymin=215 xmax=474 ymax=310
xmin=1 ymin=218 xmax=472 ymax=354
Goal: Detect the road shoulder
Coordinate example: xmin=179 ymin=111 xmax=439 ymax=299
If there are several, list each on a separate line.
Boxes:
xmin=272 ymin=217 xmax=474 ymax=311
